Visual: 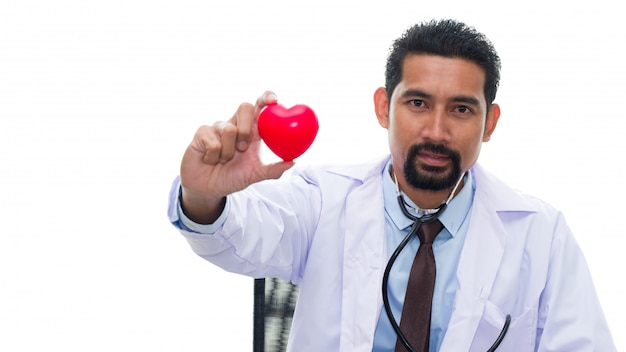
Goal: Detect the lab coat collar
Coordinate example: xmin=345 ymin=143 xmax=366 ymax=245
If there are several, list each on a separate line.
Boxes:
xmin=383 ymin=168 xmax=474 ymax=239
xmin=327 ymin=157 xmax=535 ymax=214
xmin=326 ymin=154 xmax=391 ymax=183
xmin=326 ymin=156 xmax=535 ymax=212
xmin=470 ymin=163 xmax=537 ymax=212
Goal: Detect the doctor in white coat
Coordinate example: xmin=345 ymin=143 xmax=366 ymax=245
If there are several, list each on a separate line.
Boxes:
xmin=168 ymin=19 xmax=616 ymax=351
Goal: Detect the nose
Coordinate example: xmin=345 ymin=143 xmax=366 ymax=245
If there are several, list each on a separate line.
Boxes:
xmin=421 ymin=108 xmax=448 ymax=143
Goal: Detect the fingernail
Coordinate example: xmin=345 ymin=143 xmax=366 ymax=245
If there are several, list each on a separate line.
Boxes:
xmin=237 ymin=141 xmax=248 ymax=151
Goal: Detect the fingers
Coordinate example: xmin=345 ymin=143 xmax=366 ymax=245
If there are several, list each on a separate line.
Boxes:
xmin=201 ymin=103 xmax=257 ymax=164
xmin=255 ymin=90 xmax=278 ymax=111
xmin=264 ymin=160 xmax=295 ymax=180
xmin=232 ymin=91 xmax=278 ymax=152
xmin=246 ymin=160 xmax=295 ymax=186
xmin=211 ymin=121 xmax=238 ymax=163
xmin=231 ymin=103 xmax=255 ymax=152
xmin=194 ymin=91 xmax=279 ymax=165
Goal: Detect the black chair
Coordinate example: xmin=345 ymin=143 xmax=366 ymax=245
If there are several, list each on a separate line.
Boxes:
xmin=253 ymin=278 xmax=299 ymax=352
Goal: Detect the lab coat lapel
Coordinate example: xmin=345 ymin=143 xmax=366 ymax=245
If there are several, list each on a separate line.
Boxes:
xmin=440 ymin=166 xmax=507 ymax=351
xmin=332 ymin=159 xmax=388 ymax=351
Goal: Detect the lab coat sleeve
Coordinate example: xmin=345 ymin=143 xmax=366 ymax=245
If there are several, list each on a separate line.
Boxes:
xmin=169 ymin=171 xmax=323 ymax=284
xmin=168 ymin=176 xmax=231 ymax=234
xmin=535 ymin=212 xmax=616 ymax=351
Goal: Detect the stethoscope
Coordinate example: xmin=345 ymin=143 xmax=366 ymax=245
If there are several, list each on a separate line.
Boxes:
xmin=382 ymin=168 xmax=510 ymax=352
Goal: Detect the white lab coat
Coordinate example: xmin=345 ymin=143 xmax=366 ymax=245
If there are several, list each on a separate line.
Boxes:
xmin=173 ymin=156 xmax=616 ymax=351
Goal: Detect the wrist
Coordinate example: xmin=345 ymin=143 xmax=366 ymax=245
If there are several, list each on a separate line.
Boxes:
xmin=180 ymin=187 xmax=226 ymax=225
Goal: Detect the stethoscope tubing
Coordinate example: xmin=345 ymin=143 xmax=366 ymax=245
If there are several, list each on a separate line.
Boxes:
xmin=382 ymin=196 xmax=447 ymax=352
xmin=383 ymin=195 xmax=510 ymax=351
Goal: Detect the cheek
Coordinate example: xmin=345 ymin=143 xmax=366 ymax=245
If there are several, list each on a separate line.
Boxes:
xmin=460 ymin=136 xmax=485 ymax=166
xmin=387 ymin=120 xmax=407 ymax=142
xmin=389 ymin=117 xmax=419 ymax=141
xmin=386 ymin=126 xmax=412 ymax=159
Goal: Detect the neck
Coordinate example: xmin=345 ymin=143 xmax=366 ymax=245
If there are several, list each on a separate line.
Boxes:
xmin=390 ymin=167 xmax=465 ymax=210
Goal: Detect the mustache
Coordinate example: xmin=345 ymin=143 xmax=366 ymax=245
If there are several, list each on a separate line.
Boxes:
xmin=408 ymin=143 xmax=459 ymax=160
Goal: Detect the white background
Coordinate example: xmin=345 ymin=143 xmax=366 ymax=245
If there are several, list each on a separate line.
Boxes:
xmin=1 ymin=0 xmax=623 ymax=350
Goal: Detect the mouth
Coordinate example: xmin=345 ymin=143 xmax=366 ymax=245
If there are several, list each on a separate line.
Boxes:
xmin=417 ymin=150 xmax=451 ymax=168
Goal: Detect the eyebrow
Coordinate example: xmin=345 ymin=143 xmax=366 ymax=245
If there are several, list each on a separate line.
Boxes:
xmin=400 ymin=89 xmax=432 ymax=100
xmin=400 ymin=88 xmax=481 ymax=106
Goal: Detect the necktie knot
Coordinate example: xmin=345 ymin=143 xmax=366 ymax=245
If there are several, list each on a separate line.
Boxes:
xmin=417 ymin=219 xmax=443 ymax=244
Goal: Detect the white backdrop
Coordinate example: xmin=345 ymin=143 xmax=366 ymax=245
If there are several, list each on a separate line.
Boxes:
xmin=1 ymin=0 xmax=623 ymax=350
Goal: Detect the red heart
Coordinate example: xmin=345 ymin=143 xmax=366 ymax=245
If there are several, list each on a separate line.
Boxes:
xmin=258 ymin=102 xmax=319 ymax=161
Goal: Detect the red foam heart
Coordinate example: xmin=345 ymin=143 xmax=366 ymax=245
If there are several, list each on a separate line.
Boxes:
xmin=258 ymin=102 xmax=319 ymax=161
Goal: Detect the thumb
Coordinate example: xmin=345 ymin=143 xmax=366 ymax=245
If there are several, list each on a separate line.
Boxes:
xmin=261 ymin=161 xmax=295 ymax=181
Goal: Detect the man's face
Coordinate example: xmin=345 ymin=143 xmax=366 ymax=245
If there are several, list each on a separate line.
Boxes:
xmin=375 ymin=54 xmax=499 ymax=192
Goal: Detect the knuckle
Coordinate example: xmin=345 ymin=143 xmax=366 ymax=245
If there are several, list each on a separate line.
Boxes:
xmin=221 ymin=124 xmax=238 ymax=136
xmin=204 ymin=138 xmax=222 ymax=154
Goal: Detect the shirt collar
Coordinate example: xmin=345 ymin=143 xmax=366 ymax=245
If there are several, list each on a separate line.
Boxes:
xmin=382 ymin=161 xmax=475 ymax=237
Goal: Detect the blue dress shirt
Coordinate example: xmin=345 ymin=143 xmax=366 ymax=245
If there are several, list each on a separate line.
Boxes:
xmin=372 ymin=164 xmax=475 ymax=352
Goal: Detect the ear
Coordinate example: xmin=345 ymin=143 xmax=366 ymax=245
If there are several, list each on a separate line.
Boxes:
xmin=482 ymin=103 xmax=501 ymax=142
xmin=374 ymin=87 xmax=390 ymax=128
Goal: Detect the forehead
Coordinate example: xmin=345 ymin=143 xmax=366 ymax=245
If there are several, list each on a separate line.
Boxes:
xmin=394 ymin=54 xmax=487 ymax=103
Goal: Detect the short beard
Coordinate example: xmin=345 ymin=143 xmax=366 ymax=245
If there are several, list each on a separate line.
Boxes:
xmin=403 ymin=143 xmax=463 ymax=191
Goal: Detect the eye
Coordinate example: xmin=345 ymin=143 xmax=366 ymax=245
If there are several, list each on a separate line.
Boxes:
xmin=409 ymin=99 xmax=425 ymax=107
xmin=455 ymin=105 xmax=472 ymax=114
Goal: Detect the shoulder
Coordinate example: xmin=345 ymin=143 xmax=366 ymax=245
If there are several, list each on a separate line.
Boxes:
xmin=471 ymin=163 xmax=563 ymax=218
xmin=291 ymin=154 xmax=390 ymax=186
xmin=471 ymin=164 xmax=574 ymax=251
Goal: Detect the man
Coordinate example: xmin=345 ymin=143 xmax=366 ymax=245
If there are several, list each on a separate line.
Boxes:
xmin=168 ymin=19 xmax=616 ymax=351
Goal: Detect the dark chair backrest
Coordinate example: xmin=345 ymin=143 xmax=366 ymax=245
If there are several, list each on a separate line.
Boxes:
xmin=253 ymin=278 xmax=299 ymax=352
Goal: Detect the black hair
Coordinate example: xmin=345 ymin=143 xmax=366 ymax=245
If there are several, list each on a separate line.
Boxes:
xmin=385 ymin=19 xmax=501 ymax=107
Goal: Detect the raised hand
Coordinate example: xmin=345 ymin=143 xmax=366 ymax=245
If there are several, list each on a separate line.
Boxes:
xmin=179 ymin=91 xmax=294 ymax=224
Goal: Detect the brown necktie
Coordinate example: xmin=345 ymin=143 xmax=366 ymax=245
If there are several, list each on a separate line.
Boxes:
xmin=395 ymin=219 xmax=443 ymax=352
